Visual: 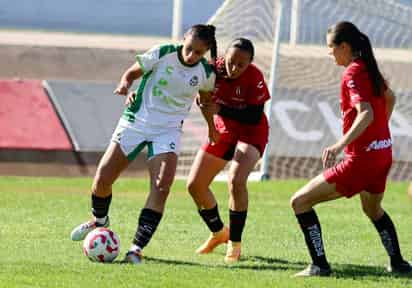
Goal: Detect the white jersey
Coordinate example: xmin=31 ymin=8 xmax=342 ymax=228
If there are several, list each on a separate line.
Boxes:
xmin=122 ymin=44 xmax=215 ymax=130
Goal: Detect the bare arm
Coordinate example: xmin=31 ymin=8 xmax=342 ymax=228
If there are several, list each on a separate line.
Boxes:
xmin=337 ymin=102 xmax=374 ymax=148
xmin=198 ymin=91 xmax=220 ymax=143
xmin=323 ymin=102 xmax=374 ymax=168
xmin=384 ymin=88 xmax=396 ymax=120
xmin=114 ymin=62 xmax=144 ymax=96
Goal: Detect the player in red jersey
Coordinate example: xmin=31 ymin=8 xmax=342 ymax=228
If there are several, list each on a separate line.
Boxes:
xmin=187 ymin=38 xmax=270 ymax=263
xmin=290 ymin=21 xmax=411 ymax=277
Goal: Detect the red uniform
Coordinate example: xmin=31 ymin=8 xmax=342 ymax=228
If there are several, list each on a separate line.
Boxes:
xmin=202 ymin=57 xmax=271 ymax=160
xmin=324 ymin=59 xmax=392 ymax=197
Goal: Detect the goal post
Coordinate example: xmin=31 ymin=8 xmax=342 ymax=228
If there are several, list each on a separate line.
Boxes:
xmin=176 ymin=0 xmax=412 ymax=181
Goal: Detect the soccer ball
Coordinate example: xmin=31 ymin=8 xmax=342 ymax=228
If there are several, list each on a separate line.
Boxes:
xmin=83 ymin=228 xmax=120 ymax=262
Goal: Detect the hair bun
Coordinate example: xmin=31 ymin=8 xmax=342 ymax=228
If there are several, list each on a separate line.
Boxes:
xmin=207 ymin=24 xmax=216 ymax=34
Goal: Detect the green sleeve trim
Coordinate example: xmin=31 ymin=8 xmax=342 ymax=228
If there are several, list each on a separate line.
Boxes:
xmin=135 ymin=55 xmax=146 ymax=73
xmin=159 ymin=44 xmax=178 ymax=58
xmin=122 ymin=70 xmax=153 ymax=122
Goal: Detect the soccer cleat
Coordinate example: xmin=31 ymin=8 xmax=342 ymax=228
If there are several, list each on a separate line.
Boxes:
xmin=294 ymin=264 xmax=332 ymax=277
xmin=70 ymin=217 xmax=110 ymax=241
xmin=224 ymin=241 xmax=241 ymax=264
xmin=387 ymin=260 xmax=412 ymax=274
xmin=124 ymin=250 xmax=143 ymax=264
xmin=196 ymin=226 xmax=229 ymax=254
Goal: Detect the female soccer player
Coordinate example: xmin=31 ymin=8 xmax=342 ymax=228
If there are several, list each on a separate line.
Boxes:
xmin=70 ymin=24 xmax=217 ymax=264
xmin=290 ymin=21 xmax=411 ymax=276
xmin=186 ymin=38 xmax=270 ymax=263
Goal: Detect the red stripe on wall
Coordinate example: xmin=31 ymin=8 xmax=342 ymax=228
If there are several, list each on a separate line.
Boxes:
xmin=0 ymin=79 xmax=73 ymax=150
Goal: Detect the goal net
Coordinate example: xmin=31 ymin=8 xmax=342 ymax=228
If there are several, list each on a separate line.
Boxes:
xmin=176 ymin=0 xmax=412 ymax=181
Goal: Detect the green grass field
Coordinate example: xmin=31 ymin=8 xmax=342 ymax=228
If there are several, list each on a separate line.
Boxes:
xmin=1 ymin=176 xmax=411 ymax=287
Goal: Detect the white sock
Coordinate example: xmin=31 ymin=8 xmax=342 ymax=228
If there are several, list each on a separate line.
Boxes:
xmin=95 ymin=216 xmax=107 ymax=225
xmin=129 ymin=244 xmax=142 ymax=253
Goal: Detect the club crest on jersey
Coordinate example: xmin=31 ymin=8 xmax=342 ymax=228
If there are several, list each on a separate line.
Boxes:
xmin=189 ymin=76 xmax=199 ymax=86
xmin=236 ymin=86 xmax=241 ymax=96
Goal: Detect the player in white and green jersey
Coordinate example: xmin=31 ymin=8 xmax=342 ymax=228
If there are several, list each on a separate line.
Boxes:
xmin=70 ymin=24 xmax=217 ymax=264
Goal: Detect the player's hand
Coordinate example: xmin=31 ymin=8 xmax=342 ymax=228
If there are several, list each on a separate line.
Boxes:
xmin=113 ymin=82 xmax=129 ymax=96
xmin=198 ymin=91 xmax=213 ymax=105
xmin=208 ymin=128 xmax=220 ymax=145
xmin=322 ymin=143 xmax=343 ymax=169
xmin=200 ymin=102 xmax=219 ymax=114
xmin=125 ymin=92 xmax=136 ymax=106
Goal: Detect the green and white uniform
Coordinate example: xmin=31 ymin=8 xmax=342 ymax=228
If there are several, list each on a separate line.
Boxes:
xmin=112 ymin=44 xmax=215 ymax=161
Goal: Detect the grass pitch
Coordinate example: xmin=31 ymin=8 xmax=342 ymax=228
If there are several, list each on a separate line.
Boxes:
xmin=1 ymin=176 xmax=411 ymax=287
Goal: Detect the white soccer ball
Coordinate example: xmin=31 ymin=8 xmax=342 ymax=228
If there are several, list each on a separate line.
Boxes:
xmin=83 ymin=227 xmax=120 ymax=262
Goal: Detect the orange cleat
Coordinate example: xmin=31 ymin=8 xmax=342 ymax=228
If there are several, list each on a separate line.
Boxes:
xmin=224 ymin=241 xmax=241 ymax=264
xmin=196 ymin=226 xmax=229 ymax=254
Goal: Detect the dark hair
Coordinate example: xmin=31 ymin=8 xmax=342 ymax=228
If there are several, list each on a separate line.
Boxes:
xmin=327 ymin=21 xmax=385 ymax=96
xmin=228 ymin=38 xmax=255 ymax=61
xmin=188 ymin=24 xmax=217 ymax=64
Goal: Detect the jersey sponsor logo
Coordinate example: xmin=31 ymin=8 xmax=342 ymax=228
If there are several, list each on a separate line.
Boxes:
xmin=189 ymin=75 xmax=199 ymax=86
xmin=366 ymin=138 xmax=392 ymax=151
xmin=347 ymin=79 xmax=356 ymax=89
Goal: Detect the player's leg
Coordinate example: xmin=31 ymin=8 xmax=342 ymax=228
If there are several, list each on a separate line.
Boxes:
xmin=125 ymin=151 xmax=177 ymax=264
xmin=223 ymin=142 xmax=260 ymax=263
xmin=125 ymin=129 xmax=182 ymax=264
xmin=187 ymin=144 xmax=231 ymax=254
xmin=361 ymin=191 xmax=412 ymax=274
xmin=290 ymin=174 xmax=342 ymax=276
xmin=70 ymin=142 xmax=129 ymax=241
xmin=187 ymin=149 xmax=227 ymax=209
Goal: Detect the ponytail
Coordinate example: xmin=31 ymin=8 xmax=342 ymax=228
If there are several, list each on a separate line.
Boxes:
xmin=358 ymin=32 xmax=385 ymax=96
xmin=328 ymin=21 xmax=386 ymax=96
xmin=207 ymin=25 xmax=217 ymax=65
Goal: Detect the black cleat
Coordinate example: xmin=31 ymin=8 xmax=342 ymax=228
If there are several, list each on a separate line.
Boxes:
xmin=387 ymin=260 xmax=412 ymax=274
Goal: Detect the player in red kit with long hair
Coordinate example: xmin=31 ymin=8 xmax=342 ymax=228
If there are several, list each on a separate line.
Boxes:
xmin=290 ymin=21 xmax=411 ymax=276
xmin=187 ymin=38 xmax=270 ymax=263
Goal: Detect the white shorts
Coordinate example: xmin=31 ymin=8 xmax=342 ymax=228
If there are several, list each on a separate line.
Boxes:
xmin=111 ymin=118 xmax=182 ymax=161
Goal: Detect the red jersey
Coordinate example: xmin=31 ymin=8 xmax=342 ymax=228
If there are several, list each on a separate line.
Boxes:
xmin=212 ymin=57 xmax=270 ymax=108
xmin=340 ymin=58 xmax=391 ymax=157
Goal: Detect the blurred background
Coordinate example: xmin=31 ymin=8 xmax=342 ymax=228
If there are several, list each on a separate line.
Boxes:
xmin=0 ymin=0 xmax=411 ymax=180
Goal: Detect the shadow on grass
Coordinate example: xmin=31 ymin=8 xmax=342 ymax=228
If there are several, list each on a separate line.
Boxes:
xmin=113 ymin=255 xmax=411 ymax=280
xmin=332 ymin=263 xmax=412 ymax=280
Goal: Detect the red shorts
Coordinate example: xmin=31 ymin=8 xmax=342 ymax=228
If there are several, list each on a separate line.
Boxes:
xmin=202 ymin=114 xmax=269 ymax=160
xmin=323 ymin=151 xmax=392 ymax=198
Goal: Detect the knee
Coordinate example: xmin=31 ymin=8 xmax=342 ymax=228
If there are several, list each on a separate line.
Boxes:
xmin=290 ymin=193 xmax=306 ymax=213
xmin=93 ymin=168 xmax=113 ymax=191
xmin=362 ymin=205 xmax=383 ymax=221
xmin=186 ymin=179 xmax=199 ymax=197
